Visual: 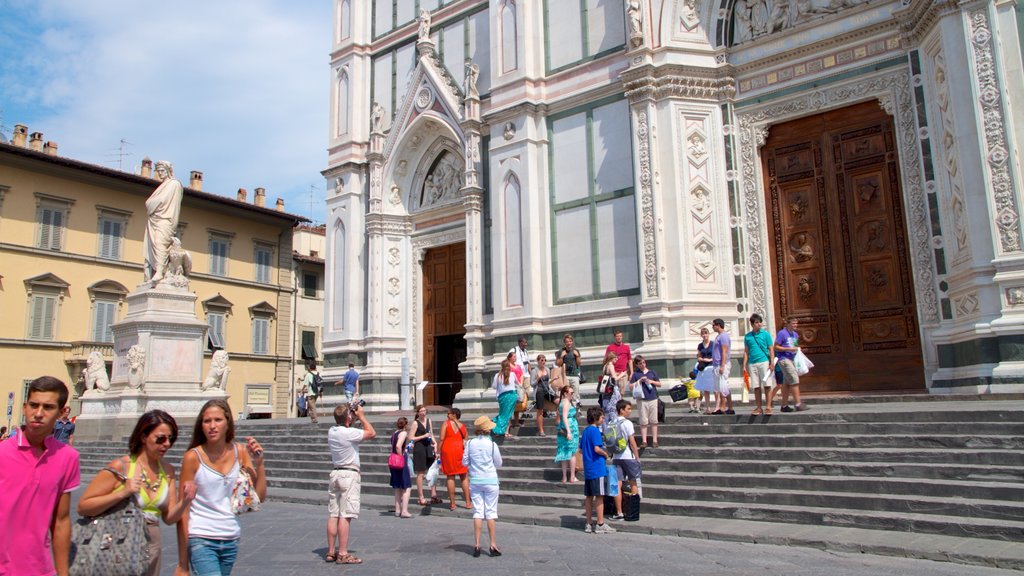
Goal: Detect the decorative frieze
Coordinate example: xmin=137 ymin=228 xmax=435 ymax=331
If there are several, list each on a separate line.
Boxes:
xmin=635 ymin=108 xmax=659 ymax=298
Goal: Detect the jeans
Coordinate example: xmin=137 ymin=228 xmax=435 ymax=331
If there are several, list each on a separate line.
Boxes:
xmin=189 ymin=537 xmax=239 ymax=576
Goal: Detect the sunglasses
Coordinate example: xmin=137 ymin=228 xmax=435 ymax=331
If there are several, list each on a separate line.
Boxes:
xmin=153 ymin=435 xmax=173 ymax=445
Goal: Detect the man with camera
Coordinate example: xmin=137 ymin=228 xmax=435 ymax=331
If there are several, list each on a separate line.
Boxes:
xmin=324 ymin=402 xmax=376 ymax=565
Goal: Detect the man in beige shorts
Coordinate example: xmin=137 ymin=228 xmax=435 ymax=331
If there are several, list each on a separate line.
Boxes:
xmin=325 ymin=404 xmax=376 ymax=564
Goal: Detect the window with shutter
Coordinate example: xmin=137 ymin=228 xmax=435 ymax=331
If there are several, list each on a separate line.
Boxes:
xmin=99 ymin=218 xmax=123 ymax=259
xmin=210 ymin=238 xmax=229 ymax=276
xmin=92 ymin=300 xmax=117 ymax=342
xmin=303 ymin=272 xmax=318 ymax=297
xmin=30 ymin=294 xmax=57 ymax=340
xmin=255 ymin=248 xmax=272 ymax=283
xmin=207 ymin=313 xmax=225 ymax=349
xmin=38 ymin=207 xmax=66 ymax=250
xmin=252 ymin=317 xmax=270 ymax=354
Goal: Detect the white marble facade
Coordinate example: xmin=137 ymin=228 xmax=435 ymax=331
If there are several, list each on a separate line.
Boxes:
xmin=323 ymin=0 xmax=1024 ymax=399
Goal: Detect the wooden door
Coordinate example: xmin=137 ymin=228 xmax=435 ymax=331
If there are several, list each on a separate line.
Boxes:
xmin=763 ymin=101 xmax=924 ymax=392
xmin=422 ymin=243 xmax=467 ymax=404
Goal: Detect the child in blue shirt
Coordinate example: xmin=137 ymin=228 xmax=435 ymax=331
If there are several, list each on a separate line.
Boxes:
xmin=580 ymin=407 xmax=616 ymax=534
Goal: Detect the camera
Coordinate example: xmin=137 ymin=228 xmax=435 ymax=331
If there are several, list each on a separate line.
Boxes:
xmin=349 ymin=399 xmax=366 ymax=410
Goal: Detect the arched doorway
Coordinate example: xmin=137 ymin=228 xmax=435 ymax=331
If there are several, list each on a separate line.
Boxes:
xmin=762 ymin=101 xmax=925 ymax=392
xmin=422 ymin=242 xmax=466 ymax=406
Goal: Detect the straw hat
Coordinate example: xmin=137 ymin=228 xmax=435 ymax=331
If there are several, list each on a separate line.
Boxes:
xmin=473 ymin=415 xmax=496 ymax=432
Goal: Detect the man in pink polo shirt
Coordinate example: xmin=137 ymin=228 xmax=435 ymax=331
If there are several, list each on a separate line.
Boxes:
xmin=0 ymin=376 xmax=80 ymax=576
xmin=605 ymin=329 xmax=633 ymax=389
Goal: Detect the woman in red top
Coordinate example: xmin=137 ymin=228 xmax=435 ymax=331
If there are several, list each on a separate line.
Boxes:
xmin=438 ymin=407 xmax=471 ymax=511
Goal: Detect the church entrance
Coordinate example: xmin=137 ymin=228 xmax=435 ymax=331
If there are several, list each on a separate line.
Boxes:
xmin=422 ymin=242 xmax=467 ymax=405
xmin=762 ymin=101 xmax=925 ymax=392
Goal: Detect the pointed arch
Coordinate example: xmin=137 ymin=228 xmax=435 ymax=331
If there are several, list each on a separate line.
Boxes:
xmin=338 ymin=0 xmax=352 ymax=42
xmin=500 ymin=0 xmax=518 ymax=74
xmin=503 ymin=172 xmax=523 ymax=307
xmin=336 ymin=67 xmax=350 ymax=137
xmin=331 ymin=218 xmax=346 ymax=331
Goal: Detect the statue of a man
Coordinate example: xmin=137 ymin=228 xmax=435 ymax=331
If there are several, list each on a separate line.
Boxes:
xmin=144 ymin=160 xmax=183 ymax=284
xmin=418 ymin=8 xmax=431 ymax=41
xmin=371 ymin=101 xmax=385 ymax=133
xmin=464 ymin=60 xmax=480 ymax=98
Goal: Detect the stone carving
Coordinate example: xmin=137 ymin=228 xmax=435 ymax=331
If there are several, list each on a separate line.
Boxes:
xmin=418 ymin=8 xmax=431 ymax=41
xmin=387 ymin=307 xmax=400 ymax=327
xmin=389 ymin=184 xmax=402 ymax=206
xmin=144 ymin=160 xmax=184 ymax=285
xmin=503 ymin=122 xmax=516 ymax=140
xmin=387 ymin=277 xmax=400 ymax=296
xmin=420 ymin=152 xmax=465 ymax=208
xmin=692 ymin=187 xmax=711 ymax=215
xmin=798 ymin=275 xmax=815 ymax=300
xmin=371 ymin=101 xmax=386 ymax=133
xmin=201 ymin=350 xmax=231 ymax=391
xmin=738 ymin=69 xmax=939 ymax=324
xmin=126 ymin=345 xmax=146 ymax=391
xmin=679 ymin=0 xmax=700 ymax=31
xmin=695 ymin=242 xmax=713 ymax=269
xmin=789 ymin=232 xmax=814 ymax=262
xmin=1006 ymin=287 xmax=1024 ymax=306
xmin=954 ymin=292 xmax=980 ymax=317
xmin=84 ymin=351 xmax=111 ymax=392
xmin=968 ymin=10 xmax=1020 ymax=253
xmin=734 ymin=0 xmax=872 ymax=44
xmin=161 ymin=237 xmax=192 ymax=289
xmin=627 ymin=0 xmax=644 ymax=47
xmin=334 ymin=177 xmax=344 ymax=195
xmin=931 ymin=47 xmax=969 ymax=258
xmin=465 ymin=133 xmax=481 ymax=164
xmin=388 ymin=247 xmax=401 ymax=266
xmin=464 ymin=60 xmax=480 ymax=98
xmin=636 ymin=110 xmax=659 ymax=297
xmin=868 ymin=266 xmax=888 ymax=287
xmin=688 ymin=133 xmax=707 ymax=158
xmin=861 ymin=221 xmax=888 ymax=252
xmin=415 ymin=87 xmax=433 ymax=110
xmin=789 ymin=195 xmax=808 ymax=221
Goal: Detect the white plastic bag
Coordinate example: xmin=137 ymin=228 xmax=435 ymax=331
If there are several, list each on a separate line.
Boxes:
xmin=424 ymin=459 xmax=441 ymax=488
xmin=794 ymin=350 xmax=814 ymax=376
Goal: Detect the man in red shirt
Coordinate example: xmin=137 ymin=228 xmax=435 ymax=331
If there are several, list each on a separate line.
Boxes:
xmin=605 ymin=330 xmax=633 ymax=389
xmin=0 ymin=376 xmax=80 ymax=576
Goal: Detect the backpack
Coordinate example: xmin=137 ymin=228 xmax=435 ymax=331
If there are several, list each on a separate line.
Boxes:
xmin=603 ymin=418 xmax=628 ymax=456
xmin=310 ymin=372 xmax=324 ymax=397
xmin=597 ymin=375 xmax=615 ymax=399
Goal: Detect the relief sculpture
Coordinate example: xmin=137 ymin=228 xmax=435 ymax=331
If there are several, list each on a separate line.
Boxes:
xmin=733 ymin=0 xmax=872 ymax=44
xmin=789 ymin=232 xmax=815 ymax=262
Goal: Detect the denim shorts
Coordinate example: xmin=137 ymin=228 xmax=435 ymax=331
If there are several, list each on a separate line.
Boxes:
xmin=189 ymin=536 xmax=239 ymax=576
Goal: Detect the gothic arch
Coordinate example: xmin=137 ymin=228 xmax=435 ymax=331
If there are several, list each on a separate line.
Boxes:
xmin=337 ymin=0 xmax=351 ymax=42
xmin=331 ymin=218 xmax=346 ymax=331
xmin=499 ymin=0 xmax=518 ymax=73
xmin=383 ymin=112 xmax=465 ymax=216
xmin=336 ymin=67 xmax=350 ymax=137
xmin=502 ymin=172 xmax=523 ymax=307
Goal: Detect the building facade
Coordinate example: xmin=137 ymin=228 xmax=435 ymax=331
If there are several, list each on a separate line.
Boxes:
xmin=291 ymin=224 xmax=326 ymax=413
xmin=322 ymin=0 xmax=1024 ymax=404
xmin=0 ymin=130 xmax=305 ymax=425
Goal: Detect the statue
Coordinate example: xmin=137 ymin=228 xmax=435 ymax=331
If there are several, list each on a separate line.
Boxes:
xmin=464 ymin=60 xmax=479 ymax=98
xmin=627 ymin=0 xmax=644 ymax=47
xmin=733 ymin=0 xmax=753 ymax=43
xmin=202 ymin=350 xmax=231 ymax=391
xmin=126 ymin=345 xmax=146 ymax=391
xmin=167 ymin=237 xmax=193 ymax=277
xmin=144 ymin=160 xmax=183 ymax=285
xmin=84 ymin=351 xmax=111 ymax=392
xmin=418 ymin=8 xmax=431 ymax=41
xmin=371 ymin=101 xmax=385 ymax=133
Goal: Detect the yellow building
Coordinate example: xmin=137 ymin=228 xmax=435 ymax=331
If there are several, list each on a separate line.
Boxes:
xmin=0 ymin=126 xmax=306 ymax=428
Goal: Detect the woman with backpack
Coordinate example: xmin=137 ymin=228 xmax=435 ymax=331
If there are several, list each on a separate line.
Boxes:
xmin=303 ymin=360 xmax=321 ymax=424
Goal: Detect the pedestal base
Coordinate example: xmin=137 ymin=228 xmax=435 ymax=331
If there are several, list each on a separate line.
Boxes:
xmin=75 ymin=388 xmax=229 ymax=442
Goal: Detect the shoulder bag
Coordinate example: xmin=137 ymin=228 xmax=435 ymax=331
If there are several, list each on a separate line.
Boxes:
xmin=70 ymin=467 xmax=150 ymax=576
xmin=228 ymin=445 xmax=261 ymax=514
xmin=388 ymin=432 xmax=406 ymax=470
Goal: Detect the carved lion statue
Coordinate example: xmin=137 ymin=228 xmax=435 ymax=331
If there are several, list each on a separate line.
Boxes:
xmin=201 ymin=350 xmax=231 ymax=391
xmin=167 ymin=237 xmax=192 ymax=277
xmin=84 ymin=351 xmax=111 ymax=392
xmin=126 ymin=345 xmax=146 ymax=390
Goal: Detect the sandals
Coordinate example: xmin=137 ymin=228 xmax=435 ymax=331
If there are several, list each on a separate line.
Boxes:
xmin=418 ymin=499 xmax=429 ymax=506
xmin=765 ymin=407 xmax=773 ymax=414
xmin=337 ymin=554 xmax=363 ymax=564
xmin=751 ymin=408 xmax=764 ymax=416
xmin=449 ymin=503 xmax=457 ymax=511
xmin=430 ymin=496 xmax=443 ymax=505
xmin=325 ymin=552 xmax=337 ymax=563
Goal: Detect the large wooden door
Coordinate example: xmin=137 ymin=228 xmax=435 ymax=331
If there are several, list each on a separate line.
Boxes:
xmin=763 ymin=101 xmax=924 ymax=392
xmin=422 ymin=243 xmax=466 ymax=405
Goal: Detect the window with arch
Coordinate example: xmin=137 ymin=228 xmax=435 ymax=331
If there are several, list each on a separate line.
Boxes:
xmin=24 ymin=273 xmax=69 ymax=341
xmin=87 ymin=280 xmax=128 ymax=343
xmin=338 ymin=0 xmax=352 ymax=41
xmin=503 ymin=173 xmax=523 ymax=307
xmin=336 ymin=68 xmax=350 ymax=137
xmin=500 ymin=0 xmax=518 ymax=73
xmin=332 ymin=219 xmax=346 ymax=331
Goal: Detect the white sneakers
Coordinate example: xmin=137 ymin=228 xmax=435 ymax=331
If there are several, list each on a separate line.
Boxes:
xmin=585 ymin=522 xmax=618 ymax=534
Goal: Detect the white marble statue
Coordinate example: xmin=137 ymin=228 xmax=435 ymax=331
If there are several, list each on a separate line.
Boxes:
xmin=371 ymin=101 xmax=385 ymax=133
xmin=202 ymin=350 xmax=231 ymax=391
xmin=167 ymin=237 xmax=192 ymax=277
xmin=126 ymin=345 xmax=146 ymax=391
xmin=84 ymin=351 xmax=111 ymax=392
xmin=144 ymin=161 xmax=184 ymax=285
xmin=733 ymin=0 xmax=754 ymax=43
xmin=464 ymin=60 xmax=480 ymax=98
xmin=418 ymin=8 xmax=431 ymax=41
xmin=627 ymin=0 xmax=644 ymax=47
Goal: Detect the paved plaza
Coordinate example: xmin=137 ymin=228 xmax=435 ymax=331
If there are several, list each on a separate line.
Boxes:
xmin=140 ymin=501 xmax=1017 ymax=575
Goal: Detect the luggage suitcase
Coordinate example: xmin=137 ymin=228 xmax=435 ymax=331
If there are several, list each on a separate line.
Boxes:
xmin=622 ymin=491 xmax=640 ymax=521
xmin=603 ymin=495 xmax=617 ymax=515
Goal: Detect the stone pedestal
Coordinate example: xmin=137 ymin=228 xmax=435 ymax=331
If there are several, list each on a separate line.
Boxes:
xmin=76 ymin=282 xmax=228 ymax=441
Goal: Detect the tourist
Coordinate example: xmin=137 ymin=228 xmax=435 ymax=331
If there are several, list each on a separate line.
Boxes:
xmin=341 ymin=362 xmax=360 ymax=404
xmin=52 ymin=405 xmax=75 ymax=445
xmin=296 ymin=385 xmax=308 ymax=418
xmin=304 ymin=360 xmax=321 ymax=424
xmin=532 ymin=354 xmax=552 ymax=436
xmin=0 ymin=376 xmax=79 ymax=576
xmin=775 ymin=317 xmax=810 ymax=412
xmin=177 ymin=399 xmax=266 ymax=576
xmin=629 ymin=355 xmax=662 ymax=449
xmin=439 ymin=407 xmax=471 ymax=511
xmin=463 ymin=415 xmax=503 ymax=557
xmin=510 ymin=337 xmax=531 ymax=378
xmin=693 ymin=327 xmax=715 ymax=414
xmin=553 ymin=384 xmax=579 ymax=483
xmin=555 ymin=334 xmax=583 ymax=405
xmin=599 ymin=350 xmax=623 ymax=421
xmin=388 ymin=417 xmax=413 ymax=518
xmin=610 ymin=399 xmax=641 ymax=517
xmin=581 ymin=406 xmax=616 ymax=534
xmin=491 ymin=359 xmax=518 ymax=441
xmin=410 ymin=404 xmax=440 ymax=505
xmin=0 ymin=426 xmax=7 ymax=441
xmin=604 ymin=329 xmax=633 ymax=389
xmin=711 ymin=318 xmax=735 ymax=415
xmin=77 ymin=410 xmax=195 ymax=576
xmin=507 ymin=351 xmax=527 ymax=438
xmin=324 ymin=404 xmax=376 ymax=565
xmin=743 ymin=313 xmax=777 ymax=415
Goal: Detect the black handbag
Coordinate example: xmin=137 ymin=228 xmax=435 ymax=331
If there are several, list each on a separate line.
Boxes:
xmin=70 ymin=467 xmax=150 ymax=576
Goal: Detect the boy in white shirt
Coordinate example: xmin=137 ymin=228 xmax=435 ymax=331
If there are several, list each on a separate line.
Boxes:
xmin=605 ymin=399 xmax=641 ymax=520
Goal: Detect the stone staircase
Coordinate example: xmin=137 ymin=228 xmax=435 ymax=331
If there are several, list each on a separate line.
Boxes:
xmin=73 ymin=396 xmax=1024 ymax=569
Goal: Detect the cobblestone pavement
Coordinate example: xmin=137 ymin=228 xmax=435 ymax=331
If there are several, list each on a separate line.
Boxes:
xmin=148 ymin=501 xmax=1018 ymax=576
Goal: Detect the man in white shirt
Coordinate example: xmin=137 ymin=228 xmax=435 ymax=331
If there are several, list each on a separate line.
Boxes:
xmin=510 ymin=337 xmax=531 ymax=378
xmin=607 ymin=399 xmax=641 ymax=520
xmin=325 ymin=404 xmax=376 ymax=565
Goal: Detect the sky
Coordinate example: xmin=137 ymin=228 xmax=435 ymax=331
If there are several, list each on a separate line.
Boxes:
xmin=0 ymin=0 xmax=330 ymax=223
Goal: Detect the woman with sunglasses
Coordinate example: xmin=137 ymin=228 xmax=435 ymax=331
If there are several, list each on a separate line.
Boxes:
xmin=77 ymin=410 xmax=197 ymax=576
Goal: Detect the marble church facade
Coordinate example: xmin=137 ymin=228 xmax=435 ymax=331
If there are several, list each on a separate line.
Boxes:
xmin=322 ymin=0 xmax=1024 ymax=406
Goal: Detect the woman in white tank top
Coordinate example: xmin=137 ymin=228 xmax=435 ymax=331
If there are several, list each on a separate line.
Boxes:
xmin=176 ymin=399 xmax=266 ymax=576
